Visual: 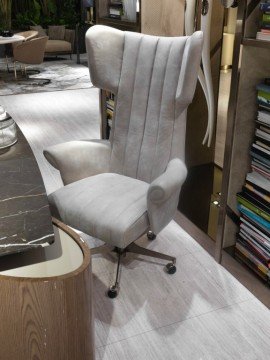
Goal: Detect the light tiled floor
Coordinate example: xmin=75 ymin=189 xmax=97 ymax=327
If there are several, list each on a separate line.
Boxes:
xmin=2 ymin=89 xmax=270 ymax=359
xmin=82 ymin=223 xmax=269 ymax=359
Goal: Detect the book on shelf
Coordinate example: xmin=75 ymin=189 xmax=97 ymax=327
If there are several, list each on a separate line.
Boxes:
xmin=240 ymin=223 xmax=270 ymax=254
xmin=235 ymin=245 xmax=270 ymax=282
xmin=243 ymin=184 xmax=270 ymax=206
xmin=245 ymin=181 xmax=270 ymax=202
xmin=256 ymin=31 xmax=270 ymax=41
xmin=257 ymin=4 xmax=270 ymax=40
xmin=263 ymin=13 xmax=270 ymax=22
xmin=242 ymin=212 xmax=270 ymax=236
xmin=260 ymin=2 xmax=270 ymax=12
xmin=246 ymin=171 xmax=270 ymax=192
xmin=238 ymin=232 xmax=270 ymax=268
xmin=254 ymin=140 xmax=270 ymax=151
xmin=238 ymin=203 xmax=270 ymax=229
xmin=251 ymin=157 xmax=270 ymax=172
xmin=258 ymin=125 xmax=270 ymax=134
xmin=257 ymin=109 xmax=270 ymax=125
xmin=251 ymin=161 xmax=270 ymax=178
xmin=241 ymin=215 xmax=270 ymax=242
xmin=250 ymin=150 xmax=270 ymax=167
xmin=235 ymin=242 xmax=270 ymax=277
xmin=255 ymin=128 xmax=270 ymax=141
xmin=257 ymin=83 xmax=270 ymax=107
xmin=252 ymin=143 xmax=270 ymax=157
xmin=109 ymin=1 xmax=123 ymax=19
xmin=237 ymin=192 xmax=270 ymax=221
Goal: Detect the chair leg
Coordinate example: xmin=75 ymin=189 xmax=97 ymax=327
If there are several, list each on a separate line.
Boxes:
xmin=13 ymin=62 xmax=17 ymax=80
xmin=126 ymin=242 xmax=177 ymax=274
xmin=91 ymin=244 xmax=112 ymax=255
xmin=107 ymin=249 xmax=123 ymax=299
xmin=126 ymin=242 xmax=176 ymax=263
xmin=6 ymin=56 xmax=10 ymax=72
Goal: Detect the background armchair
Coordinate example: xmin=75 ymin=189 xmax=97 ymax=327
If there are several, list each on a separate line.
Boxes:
xmin=5 ymin=30 xmax=38 ymax=72
xmin=44 ymin=25 xmax=203 ymax=298
xmin=13 ymin=36 xmax=48 ymax=80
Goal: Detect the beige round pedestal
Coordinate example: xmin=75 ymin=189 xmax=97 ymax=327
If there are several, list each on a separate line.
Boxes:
xmin=0 ymin=219 xmax=94 ymax=360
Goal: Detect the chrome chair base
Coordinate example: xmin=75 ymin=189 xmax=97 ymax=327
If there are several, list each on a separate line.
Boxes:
xmin=91 ymin=235 xmax=177 ymax=298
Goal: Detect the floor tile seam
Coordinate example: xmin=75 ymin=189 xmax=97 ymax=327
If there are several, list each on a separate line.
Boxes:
xmin=94 ymin=298 xmax=252 ymax=350
xmin=190 ymin=250 xmax=252 ymax=296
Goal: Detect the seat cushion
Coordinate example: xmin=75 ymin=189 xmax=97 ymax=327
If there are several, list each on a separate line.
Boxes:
xmin=49 ymin=173 xmax=150 ymax=249
xmin=45 ymin=40 xmax=71 ymax=53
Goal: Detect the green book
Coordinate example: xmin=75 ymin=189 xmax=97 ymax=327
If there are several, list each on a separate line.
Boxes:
xmin=237 ymin=194 xmax=270 ymax=222
xmin=258 ymin=90 xmax=270 ymax=101
xmin=263 ymin=14 xmax=270 ymax=23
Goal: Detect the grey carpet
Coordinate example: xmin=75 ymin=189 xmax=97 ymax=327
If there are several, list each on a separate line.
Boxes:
xmin=0 ymin=56 xmax=92 ymax=96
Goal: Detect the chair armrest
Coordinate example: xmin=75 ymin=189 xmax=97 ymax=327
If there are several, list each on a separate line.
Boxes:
xmin=44 ymin=139 xmax=111 ymax=185
xmin=147 ymin=158 xmax=187 ymax=234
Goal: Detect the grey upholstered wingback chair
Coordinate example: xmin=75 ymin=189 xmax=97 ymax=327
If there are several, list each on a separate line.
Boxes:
xmin=44 ymin=25 xmax=203 ymax=298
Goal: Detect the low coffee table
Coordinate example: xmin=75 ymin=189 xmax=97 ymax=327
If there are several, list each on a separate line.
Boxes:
xmin=0 ymin=34 xmax=24 ymax=45
xmin=0 ymin=35 xmax=24 ymax=74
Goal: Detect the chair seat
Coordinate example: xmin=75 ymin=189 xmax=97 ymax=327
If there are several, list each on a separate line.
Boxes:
xmin=49 ymin=173 xmax=150 ymax=249
xmin=45 ymin=40 xmax=71 ymax=53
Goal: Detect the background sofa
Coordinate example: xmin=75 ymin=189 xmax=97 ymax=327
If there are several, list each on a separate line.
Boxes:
xmin=30 ymin=25 xmax=75 ymax=58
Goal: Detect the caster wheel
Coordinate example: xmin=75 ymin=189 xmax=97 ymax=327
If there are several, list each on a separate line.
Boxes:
xmin=166 ymin=263 xmax=176 ymax=275
xmin=107 ymin=286 xmax=118 ymax=299
xmin=147 ymin=231 xmax=156 ymax=240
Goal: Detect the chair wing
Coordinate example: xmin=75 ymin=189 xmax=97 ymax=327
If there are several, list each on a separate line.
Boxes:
xmin=86 ymin=25 xmax=125 ymax=94
xmin=177 ymin=31 xmax=204 ymax=108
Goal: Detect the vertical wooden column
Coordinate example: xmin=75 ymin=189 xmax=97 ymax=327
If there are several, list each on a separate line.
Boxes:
xmin=179 ymin=2 xmax=225 ymax=232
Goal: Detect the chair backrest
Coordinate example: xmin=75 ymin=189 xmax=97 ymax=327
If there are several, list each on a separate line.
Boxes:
xmin=86 ymin=25 xmax=203 ymax=183
xmin=17 ymin=30 xmax=39 ymax=40
xmin=13 ymin=36 xmax=48 ymax=65
xmin=12 ymin=30 xmax=39 ymax=50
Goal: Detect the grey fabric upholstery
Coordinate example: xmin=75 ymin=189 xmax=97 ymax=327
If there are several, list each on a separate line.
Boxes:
xmin=147 ymin=158 xmax=187 ymax=234
xmin=45 ymin=25 xmax=203 ymax=246
xmin=44 ymin=140 xmax=111 ymax=185
xmin=49 ymin=173 xmax=149 ymax=248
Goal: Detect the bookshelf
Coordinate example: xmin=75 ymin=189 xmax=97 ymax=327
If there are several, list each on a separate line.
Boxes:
xmin=216 ymin=0 xmax=270 ymax=287
xmin=96 ymin=0 xmax=141 ymax=32
xmin=243 ymin=38 xmax=270 ymax=48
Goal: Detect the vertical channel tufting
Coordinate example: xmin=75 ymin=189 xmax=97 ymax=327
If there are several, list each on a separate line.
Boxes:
xmin=150 ymin=38 xmax=187 ymax=182
xmin=122 ymin=35 xmax=159 ymax=179
xmin=110 ymin=32 xmax=188 ymax=183
xmin=109 ymin=32 xmax=143 ymax=174
xmin=137 ymin=37 xmax=172 ymax=183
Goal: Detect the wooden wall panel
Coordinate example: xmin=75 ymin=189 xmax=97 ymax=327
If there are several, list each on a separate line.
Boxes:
xmin=141 ymin=0 xmax=185 ymax=36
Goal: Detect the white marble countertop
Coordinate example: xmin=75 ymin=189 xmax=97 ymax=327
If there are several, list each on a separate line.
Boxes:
xmin=0 ymin=35 xmax=24 ymax=45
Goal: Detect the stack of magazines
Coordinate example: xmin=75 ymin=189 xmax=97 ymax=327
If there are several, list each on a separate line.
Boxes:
xmin=257 ymin=1 xmax=270 ymax=41
xmin=236 ymin=80 xmax=270 ymax=283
